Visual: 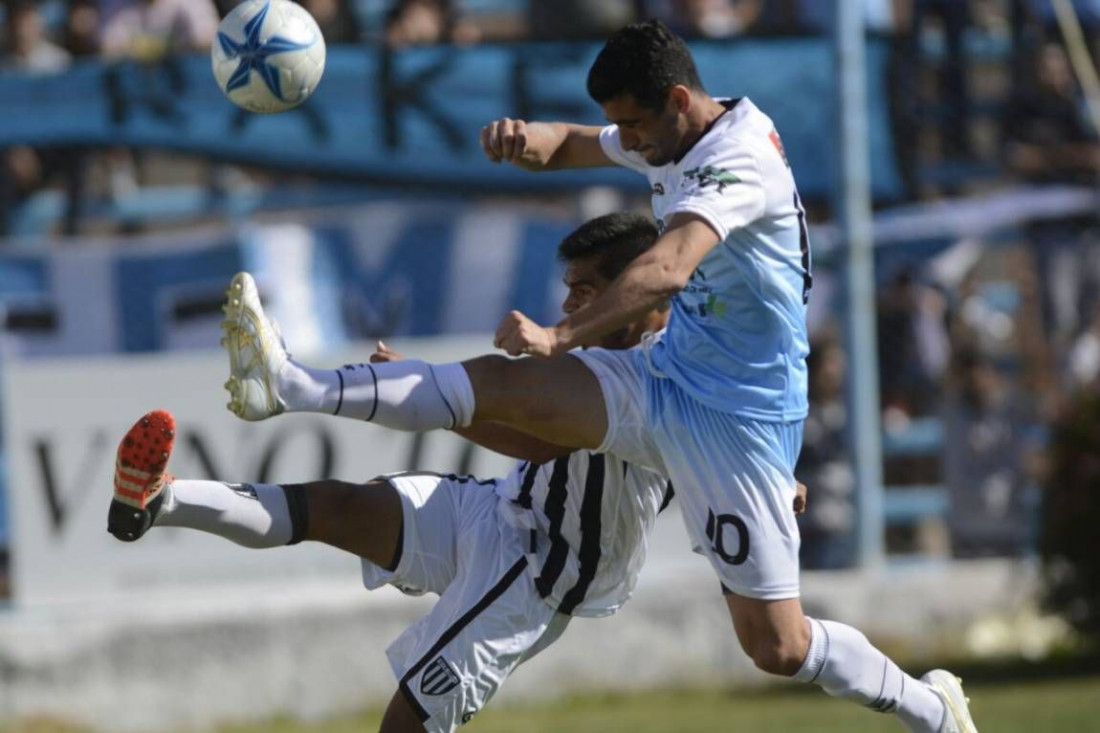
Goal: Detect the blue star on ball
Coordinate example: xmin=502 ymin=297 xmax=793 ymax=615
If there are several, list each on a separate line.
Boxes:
xmin=218 ymin=2 xmax=316 ymax=102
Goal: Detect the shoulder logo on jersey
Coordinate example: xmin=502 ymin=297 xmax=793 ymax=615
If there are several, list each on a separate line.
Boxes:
xmin=420 ymin=656 xmax=461 ymax=696
xmin=683 ymin=165 xmax=741 ymax=193
xmin=769 ymin=129 xmax=791 ymax=168
xmin=652 ymin=182 xmax=665 ymax=196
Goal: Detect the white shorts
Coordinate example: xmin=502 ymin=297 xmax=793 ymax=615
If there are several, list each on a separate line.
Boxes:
xmin=571 ymin=348 xmax=803 ymax=600
xmin=361 ymin=473 xmax=570 ymax=733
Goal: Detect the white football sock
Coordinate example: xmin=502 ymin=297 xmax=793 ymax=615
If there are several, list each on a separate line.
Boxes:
xmin=277 ymin=358 xmax=475 ymax=430
xmin=794 ymin=618 xmax=946 ymax=732
xmin=155 ymin=480 xmax=298 ymax=548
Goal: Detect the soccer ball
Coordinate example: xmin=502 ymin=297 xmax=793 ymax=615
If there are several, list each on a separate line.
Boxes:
xmin=211 ymin=0 xmax=326 ymax=114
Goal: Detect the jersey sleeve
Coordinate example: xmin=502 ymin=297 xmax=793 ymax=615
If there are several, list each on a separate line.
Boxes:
xmin=598 ymin=125 xmax=651 ymax=175
xmin=664 ymin=141 xmax=766 ymax=241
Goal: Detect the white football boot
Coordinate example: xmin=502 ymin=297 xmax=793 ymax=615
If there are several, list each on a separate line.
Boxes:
xmin=922 ymin=669 xmax=978 ymax=733
xmin=221 ymin=271 xmax=288 ymax=421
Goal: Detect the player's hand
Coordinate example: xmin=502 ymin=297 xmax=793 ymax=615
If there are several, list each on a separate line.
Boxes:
xmin=494 ymin=310 xmax=563 ymax=358
xmin=793 ymin=481 xmax=808 ymax=515
xmin=369 ymin=340 xmax=405 ymax=363
xmin=480 ymin=117 xmax=534 ymax=167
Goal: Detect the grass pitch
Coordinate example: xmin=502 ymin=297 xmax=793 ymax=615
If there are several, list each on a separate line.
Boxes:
xmin=227 ymin=673 xmax=1098 ymax=733
xmin=6 ymin=672 xmax=1098 ymax=732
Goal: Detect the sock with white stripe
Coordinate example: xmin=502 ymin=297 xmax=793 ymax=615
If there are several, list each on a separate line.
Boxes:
xmin=794 ymin=618 xmax=946 ymax=732
xmin=153 ymin=480 xmax=308 ymax=548
xmin=278 ymin=358 xmax=475 ymax=430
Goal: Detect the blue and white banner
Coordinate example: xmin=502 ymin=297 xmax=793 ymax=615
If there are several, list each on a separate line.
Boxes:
xmin=0 ymin=203 xmax=574 ymax=357
xmin=0 ymin=39 xmax=904 ymax=200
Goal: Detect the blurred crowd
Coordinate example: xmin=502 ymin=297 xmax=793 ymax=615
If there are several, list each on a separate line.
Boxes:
xmin=1 ymin=0 xmax=1099 ymax=568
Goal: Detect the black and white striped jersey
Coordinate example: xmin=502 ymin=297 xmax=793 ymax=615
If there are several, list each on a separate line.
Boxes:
xmin=495 ymin=451 xmax=673 ymax=618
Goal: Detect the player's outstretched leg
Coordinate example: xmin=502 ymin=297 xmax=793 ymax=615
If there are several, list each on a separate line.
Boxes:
xmin=107 ymin=409 xmax=176 ymax=541
xmin=219 ymin=271 xmax=476 ymax=431
xmin=922 ymin=670 xmax=978 ymax=733
xmin=106 ymin=409 xmax=402 ymax=564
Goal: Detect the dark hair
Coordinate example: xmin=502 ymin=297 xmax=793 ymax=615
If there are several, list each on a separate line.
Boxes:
xmin=586 ymin=19 xmax=705 ymax=111
xmin=557 ymin=212 xmax=659 ymax=281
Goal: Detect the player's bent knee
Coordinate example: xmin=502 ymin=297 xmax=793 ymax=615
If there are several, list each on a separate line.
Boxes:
xmin=305 ymin=479 xmax=403 ymax=565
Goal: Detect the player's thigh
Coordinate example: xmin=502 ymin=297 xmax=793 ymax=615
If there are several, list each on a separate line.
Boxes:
xmin=361 ymin=474 xmax=470 ymax=597
xmin=661 ymin=409 xmax=803 ymax=600
xmin=462 ymin=353 xmax=607 ymax=450
xmin=305 ymin=478 xmax=401 ymax=567
xmin=566 ymin=347 xmax=667 ymax=471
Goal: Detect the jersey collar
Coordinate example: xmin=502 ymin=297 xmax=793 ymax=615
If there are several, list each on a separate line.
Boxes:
xmin=671 ymin=97 xmax=741 ymax=166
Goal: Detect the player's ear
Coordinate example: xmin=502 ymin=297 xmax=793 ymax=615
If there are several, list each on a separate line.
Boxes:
xmin=669 ymin=85 xmax=692 ymax=114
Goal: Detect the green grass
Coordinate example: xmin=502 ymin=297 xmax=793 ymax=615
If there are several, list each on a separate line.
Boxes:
xmin=8 ymin=675 xmax=1099 ymax=733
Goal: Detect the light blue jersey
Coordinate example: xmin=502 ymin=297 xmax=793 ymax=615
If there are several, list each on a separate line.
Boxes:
xmin=598 ymin=98 xmax=811 ymax=421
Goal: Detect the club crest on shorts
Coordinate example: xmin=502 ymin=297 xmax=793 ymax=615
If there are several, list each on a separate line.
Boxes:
xmin=420 ymin=656 xmax=461 ymax=696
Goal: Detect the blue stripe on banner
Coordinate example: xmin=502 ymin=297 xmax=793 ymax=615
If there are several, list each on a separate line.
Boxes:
xmin=509 ymin=220 xmax=572 ymax=325
xmin=313 ymin=215 xmax=456 ymax=337
xmin=114 ymin=241 xmax=246 ymax=352
xmin=0 ymin=255 xmax=49 ymax=298
xmin=397 ymin=218 xmax=454 ymax=336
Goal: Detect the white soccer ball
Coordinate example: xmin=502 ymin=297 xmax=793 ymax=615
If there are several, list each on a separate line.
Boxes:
xmin=211 ymin=0 xmax=326 ymax=114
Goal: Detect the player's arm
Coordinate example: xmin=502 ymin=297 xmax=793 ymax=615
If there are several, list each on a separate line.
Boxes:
xmin=495 ymin=213 xmax=721 ymax=357
xmin=454 ymin=422 xmax=573 ymax=464
xmin=480 ymin=119 xmax=614 ymax=171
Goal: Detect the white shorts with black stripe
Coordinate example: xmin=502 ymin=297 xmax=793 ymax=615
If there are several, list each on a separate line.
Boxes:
xmin=361 ymin=472 xmax=570 ymax=733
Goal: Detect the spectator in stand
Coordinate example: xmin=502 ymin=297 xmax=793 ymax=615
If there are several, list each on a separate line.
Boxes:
xmin=796 ymin=333 xmax=857 ymax=570
xmin=527 ymin=0 xmax=635 ymax=40
xmin=877 ymin=268 xmax=951 ymax=428
xmin=644 ymin=0 xmax=762 ymax=38
xmin=942 ymin=345 xmax=1038 ymax=558
xmin=1 ymin=0 xmax=71 ymax=72
xmin=1004 ymin=41 xmax=1100 ymax=185
xmin=753 ymin=0 xmax=908 ymax=34
xmin=1067 ymin=304 xmax=1100 ymax=392
xmin=62 ymin=0 xmax=103 ymax=58
xmin=1004 ymin=41 xmax=1100 ymax=352
xmin=385 ymin=0 xmax=479 ymax=46
xmin=296 ymin=0 xmax=361 ymax=44
xmin=101 ymin=0 xmax=220 ymax=59
xmin=0 ymin=1 xmax=81 ymax=237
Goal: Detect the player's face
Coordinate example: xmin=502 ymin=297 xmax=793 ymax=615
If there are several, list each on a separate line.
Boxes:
xmin=562 ymin=258 xmax=606 ymax=321
xmin=562 ymin=256 xmax=668 ymax=350
xmin=601 ymin=93 xmax=685 ymax=167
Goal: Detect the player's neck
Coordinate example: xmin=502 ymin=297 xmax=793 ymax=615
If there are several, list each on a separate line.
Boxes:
xmin=677 ymin=96 xmax=727 ymax=159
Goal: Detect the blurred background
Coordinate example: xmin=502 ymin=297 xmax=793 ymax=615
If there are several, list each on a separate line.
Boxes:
xmin=0 ymin=0 xmax=1099 ymax=731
